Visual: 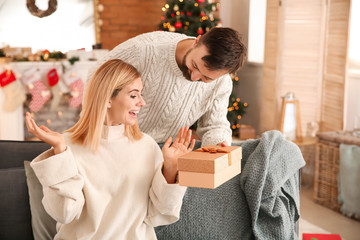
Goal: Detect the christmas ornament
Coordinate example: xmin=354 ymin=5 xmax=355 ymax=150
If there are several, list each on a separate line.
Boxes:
xmin=0 ymin=70 xmax=26 ymax=112
xmin=47 ymin=68 xmax=62 ymax=111
xmin=197 ymin=27 xmax=204 ymax=35
xmin=158 ymin=0 xmax=220 ymax=37
xmin=23 ymin=68 xmax=51 ymax=112
xmin=63 ymin=68 xmax=84 ymax=108
xmin=43 ymin=50 xmax=50 ymax=61
xmin=174 ymin=22 xmax=183 ymax=28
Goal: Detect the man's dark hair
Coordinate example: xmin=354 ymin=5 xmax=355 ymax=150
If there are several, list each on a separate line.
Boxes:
xmin=198 ymin=27 xmax=247 ymax=74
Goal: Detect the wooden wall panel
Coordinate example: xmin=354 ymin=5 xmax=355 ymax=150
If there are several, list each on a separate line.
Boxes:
xmin=260 ymin=0 xmax=280 ymax=133
xmin=277 ymin=0 xmax=325 ymax=136
xmin=99 ymin=0 xmax=164 ymax=50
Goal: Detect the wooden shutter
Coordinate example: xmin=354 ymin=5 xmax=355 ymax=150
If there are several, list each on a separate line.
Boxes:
xmin=320 ymin=0 xmax=350 ymax=132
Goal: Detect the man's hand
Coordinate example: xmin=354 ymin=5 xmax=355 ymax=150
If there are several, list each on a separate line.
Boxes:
xmin=217 ymin=141 xmax=228 ymax=147
xmin=162 ymin=126 xmax=195 ymax=183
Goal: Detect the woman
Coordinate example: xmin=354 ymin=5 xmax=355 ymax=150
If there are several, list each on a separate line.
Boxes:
xmin=26 ymin=59 xmax=195 ymax=239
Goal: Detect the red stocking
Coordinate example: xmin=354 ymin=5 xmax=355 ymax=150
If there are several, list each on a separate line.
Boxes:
xmin=64 ymin=69 xmax=84 ymax=108
xmin=23 ymin=68 xmax=51 ymax=112
xmin=0 ymin=70 xmax=26 ymax=112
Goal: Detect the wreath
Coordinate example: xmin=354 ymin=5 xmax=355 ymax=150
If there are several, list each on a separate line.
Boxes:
xmin=26 ymin=0 xmax=58 ymax=18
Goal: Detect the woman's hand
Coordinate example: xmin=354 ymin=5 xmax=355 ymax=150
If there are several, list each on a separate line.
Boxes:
xmin=161 ymin=126 xmax=195 ymax=183
xmin=25 ymin=112 xmax=66 ymax=155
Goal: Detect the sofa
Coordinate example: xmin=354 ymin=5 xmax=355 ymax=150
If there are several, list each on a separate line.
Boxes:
xmin=0 ymin=130 xmax=304 ymax=240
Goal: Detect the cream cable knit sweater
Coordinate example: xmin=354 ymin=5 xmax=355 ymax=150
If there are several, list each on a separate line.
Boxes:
xmin=31 ymin=125 xmax=186 ymax=239
xmin=89 ymin=31 xmax=233 ymax=146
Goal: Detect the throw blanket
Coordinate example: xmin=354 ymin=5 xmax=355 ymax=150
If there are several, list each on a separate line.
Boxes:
xmin=155 ymin=130 xmax=305 ymax=240
xmin=338 ymin=143 xmax=360 ymax=220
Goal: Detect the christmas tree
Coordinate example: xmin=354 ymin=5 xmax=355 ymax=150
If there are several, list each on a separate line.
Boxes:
xmin=227 ymin=76 xmax=248 ymax=135
xmin=158 ymin=0 xmax=247 ymax=136
xmin=158 ymin=0 xmax=221 ymax=36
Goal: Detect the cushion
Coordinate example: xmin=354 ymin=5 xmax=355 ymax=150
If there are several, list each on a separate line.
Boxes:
xmin=0 ymin=140 xmax=51 ymax=169
xmin=24 ymin=161 xmax=57 ymax=239
xmin=0 ymin=167 xmax=33 ymax=239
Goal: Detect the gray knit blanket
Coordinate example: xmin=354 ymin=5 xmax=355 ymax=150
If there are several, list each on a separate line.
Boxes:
xmin=155 ymin=130 xmax=305 ymax=240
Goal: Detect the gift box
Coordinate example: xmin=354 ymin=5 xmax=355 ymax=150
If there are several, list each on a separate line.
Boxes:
xmin=178 ymin=145 xmax=242 ymax=189
xmin=302 ymin=233 xmax=342 ymax=240
xmin=238 ymin=125 xmax=256 ymax=140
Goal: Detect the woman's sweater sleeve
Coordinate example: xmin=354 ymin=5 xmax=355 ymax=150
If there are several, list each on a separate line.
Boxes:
xmin=30 ymin=147 xmax=85 ymax=224
xmin=145 ymin=144 xmax=187 ymax=227
xmin=196 ymin=75 xmax=233 ymax=146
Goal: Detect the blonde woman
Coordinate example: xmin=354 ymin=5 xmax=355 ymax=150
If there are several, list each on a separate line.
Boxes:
xmin=26 ymin=59 xmax=195 ymax=239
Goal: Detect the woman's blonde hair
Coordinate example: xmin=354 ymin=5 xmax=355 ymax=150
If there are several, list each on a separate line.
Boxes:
xmin=66 ymin=59 xmax=143 ymax=152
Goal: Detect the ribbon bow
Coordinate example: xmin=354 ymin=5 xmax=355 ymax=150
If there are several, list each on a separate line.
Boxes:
xmin=194 ymin=147 xmax=232 ymax=165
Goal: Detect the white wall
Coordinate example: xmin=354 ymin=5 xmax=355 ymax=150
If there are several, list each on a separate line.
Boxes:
xmin=220 ymin=0 xmax=249 ymax=47
xmin=0 ymin=0 xmax=95 ymax=52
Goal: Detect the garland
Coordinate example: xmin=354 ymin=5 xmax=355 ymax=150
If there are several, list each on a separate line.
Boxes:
xmin=26 ymin=0 xmax=57 ymax=18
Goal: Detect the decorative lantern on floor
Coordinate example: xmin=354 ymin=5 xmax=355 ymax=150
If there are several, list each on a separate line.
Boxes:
xmin=278 ymin=92 xmax=302 ymax=141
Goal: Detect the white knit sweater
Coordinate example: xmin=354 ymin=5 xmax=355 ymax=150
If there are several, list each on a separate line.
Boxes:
xmin=89 ymin=31 xmax=233 ymax=146
xmin=31 ymin=125 xmax=186 ymax=240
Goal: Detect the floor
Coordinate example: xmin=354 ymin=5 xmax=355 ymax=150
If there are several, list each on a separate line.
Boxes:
xmin=299 ymin=186 xmax=360 ymax=240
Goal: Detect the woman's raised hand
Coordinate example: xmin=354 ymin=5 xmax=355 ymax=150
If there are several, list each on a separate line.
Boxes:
xmin=25 ymin=112 xmax=66 ymax=155
xmin=161 ymin=126 xmax=195 ymax=183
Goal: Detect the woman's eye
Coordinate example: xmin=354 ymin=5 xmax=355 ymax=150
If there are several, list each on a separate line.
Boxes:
xmin=130 ymin=95 xmax=136 ymax=99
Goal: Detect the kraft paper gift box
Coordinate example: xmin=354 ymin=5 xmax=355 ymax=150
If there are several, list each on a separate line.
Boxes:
xmin=178 ymin=145 xmax=242 ymax=189
xmin=238 ymin=125 xmax=256 ymax=140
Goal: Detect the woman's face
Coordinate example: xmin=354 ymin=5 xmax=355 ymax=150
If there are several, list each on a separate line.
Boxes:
xmin=107 ymin=77 xmax=145 ymax=126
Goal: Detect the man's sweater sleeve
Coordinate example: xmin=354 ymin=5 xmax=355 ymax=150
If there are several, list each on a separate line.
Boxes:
xmin=196 ymin=75 xmax=233 ymax=146
xmin=145 ymin=144 xmax=187 ymax=227
xmin=30 ymin=147 xmax=85 ymax=224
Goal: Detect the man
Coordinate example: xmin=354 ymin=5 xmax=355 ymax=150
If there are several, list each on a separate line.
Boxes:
xmin=89 ymin=27 xmax=247 ymax=146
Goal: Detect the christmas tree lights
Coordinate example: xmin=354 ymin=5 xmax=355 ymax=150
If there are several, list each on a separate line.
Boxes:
xmin=227 ymin=76 xmax=248 ymax=135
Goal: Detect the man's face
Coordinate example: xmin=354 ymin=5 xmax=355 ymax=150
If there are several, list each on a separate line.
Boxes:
xmin=179 ymin=44 xmax=228 ymax=83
